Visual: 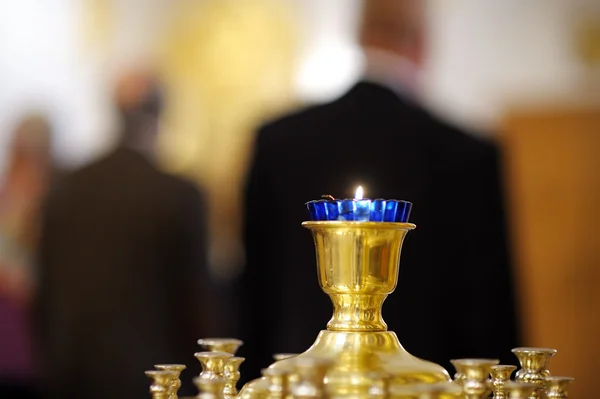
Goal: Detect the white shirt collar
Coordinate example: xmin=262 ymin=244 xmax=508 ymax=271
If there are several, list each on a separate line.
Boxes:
xmin=361 ymin=47 xmax=423 ymax=102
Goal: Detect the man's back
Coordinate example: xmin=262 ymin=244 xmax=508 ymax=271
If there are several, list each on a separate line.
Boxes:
xmin=240 ymin=82 xmax=519 ymax=380
xmin=37 ymin=147 xmax=209 ymax=398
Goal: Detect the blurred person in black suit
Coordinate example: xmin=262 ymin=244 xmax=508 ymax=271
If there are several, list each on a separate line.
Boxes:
xmin=35 ymin=70 xmax=214 ymax=399
xmin=238 ymin=0 xmax=519 ymax=382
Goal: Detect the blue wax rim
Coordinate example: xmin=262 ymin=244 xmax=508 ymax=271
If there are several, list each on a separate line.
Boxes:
xmin=305 ymin=198 xmax=412 ymax=222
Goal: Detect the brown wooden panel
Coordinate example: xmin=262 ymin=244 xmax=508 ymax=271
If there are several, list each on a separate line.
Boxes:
xmin=502 ymin=106 xmax=600 ymax=399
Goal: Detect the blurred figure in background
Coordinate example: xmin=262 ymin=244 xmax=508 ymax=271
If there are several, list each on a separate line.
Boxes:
xmin=240 ymin=0 xmax=519 ymax=381
xmin=36 ymin=70 xmax=213 ymax=398
xmin=0 ymin=114 xmax=53 ymax=399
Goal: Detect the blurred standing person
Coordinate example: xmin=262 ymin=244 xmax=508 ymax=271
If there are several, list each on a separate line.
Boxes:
xmin=239 ymin=0 xmax=519 ymax=381
xmin=0 ymin=114 xmax=53 ymax=399
xmin=36 ymin=71 xmax=214 ymax=399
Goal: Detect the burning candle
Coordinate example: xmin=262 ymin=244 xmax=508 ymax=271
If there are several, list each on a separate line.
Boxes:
xmin=306 ymin=186 xmax=412 ymax=223
xmin=353 ymin=186 xmax=371 ymax=222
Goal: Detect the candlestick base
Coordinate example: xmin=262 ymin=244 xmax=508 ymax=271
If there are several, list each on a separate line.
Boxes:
xmin=238 ymin=330 xmax=448 ymax=399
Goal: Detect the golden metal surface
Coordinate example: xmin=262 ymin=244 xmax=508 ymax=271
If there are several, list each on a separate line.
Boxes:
xmin=198 ymin=338 xmax=243 ymax=355
xmin=143 ymin=217 xmax=577 ymax=399
xmin=196 ymin=351 xmax=234 ymax=379
xmin=544 ymin=376 xmax=574 ymax=399
xmin=307 ymin=221 xmax=414 ymax=332
xmin=449 ymin=360 xmax=465 ymax=387
xmin=389 ymin=382 xmax=463 ymax=399
xmin=224 ymin=357 xmax=245 ymax=398
xmin=272 ymin=353 xmax=298 ymax=362
xmin=146 ymin=370 xmax=178 ymax=399
xmin=195 ymin=376 xmax=227 ymax=399
xmin=450 ymin=359 xmax=498 ymax=399
xmin=238 ymin=221 xmax=449 ymax=399
xmin=155 ymin=364 xmax=186 ymax=399
xmin=504 ymin=382 xmax=537 ymax=399
xmin=291 ymin=357 xmax=330 ymax=399
xmin=262 ymin=368 xmax=290 ymax=399
xmin=512 ymin=347 xmax=556 ymax=398
xmin=490 ymin=365 xmax=517 ymax=399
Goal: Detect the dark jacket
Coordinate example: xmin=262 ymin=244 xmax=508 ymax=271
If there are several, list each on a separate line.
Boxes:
xmin=36 ymin=147 xmax=212 ymax=398
xmin=239 ymin=82 xmax=519 ymax=382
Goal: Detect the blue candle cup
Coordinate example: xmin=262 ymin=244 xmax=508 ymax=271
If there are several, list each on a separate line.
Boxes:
xmin=306 ymin=198 xmax=412 ymax=223
xmin=370 ymin=199 xmax=386 ymax=222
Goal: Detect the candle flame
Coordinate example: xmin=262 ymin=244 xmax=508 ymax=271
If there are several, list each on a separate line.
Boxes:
xmin=355 ymin=186 xmax=364 ymax=200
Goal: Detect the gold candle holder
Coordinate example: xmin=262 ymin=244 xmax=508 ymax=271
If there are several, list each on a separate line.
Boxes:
xmin=146 ymin=370 xmax=178 ymax=399
xmin=449 ymin=360 xmax=466 ymax=387
xmin=290 ymin=357 xmax=330 ymax=399
xmin=544 ymin=376 xmax=574 ymax=398
xmin=238 ymin=221 xmax=449 ymax=399
xmin=262 ymin=368 xmax=290 ymax=399
xmin=155 ymin=364 xmax=186 ymax=399
xmin=224 ymin=357 xmax=245 ymax=399
xmin=198 ymin=338 xmax=243 ymax=355
xmin=490 ymin=365 xmax=517 ymax=399
xmin=450 ymin=359 xmax=498 ymax=399
xmin=504 ymin=382 xmax=537 ymax=399
xmin=512 ymin=347 xmax=557 ymax=397
xmin=195 ymin=351 xmax=234 ymax=379
xmin=195 ymin=376 xmax=227 ymax=399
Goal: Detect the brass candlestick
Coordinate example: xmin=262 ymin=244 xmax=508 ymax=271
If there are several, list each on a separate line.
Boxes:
xmin=451 ymin=359 xmax=498 ymax=399
xmin=198 ymin=338 xmax=243 ymax=355
xmin=146 ymin=370 xmax=178 ymax=399
xmin=155 ymin=364 xmax=186 ymax=399
xmin=196 ymin=352 xmax=234 ymax=379
xmin=449 ymin=360 xmax=466 ymax=387
xmin=490 ymin=365 xmax=517 ymax=399
xmin=262 ymin=368 xmax=290 ymax=399
xmin=238 ymin=221 xmax=449 ymax=399
xmin=545 ymin=376 xmax=574 ymax=398
xmin=195 ymin=376 xmax=227 ymax=399
xmin=504 ymin=382 xmax=538 ymax=399
xmin=512 ymin=347 xmax=556 ymax=398
xmin=224 ymin=357 xmax=245 ymax=399
xmin=290 ymin=357 xmax=330 ymax=399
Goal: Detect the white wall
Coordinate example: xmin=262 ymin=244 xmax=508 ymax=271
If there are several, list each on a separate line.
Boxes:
xmin=0 ymin=0 xmax=114 ymax=176
xmin=424 ymin=0 xmax=598 ymax=133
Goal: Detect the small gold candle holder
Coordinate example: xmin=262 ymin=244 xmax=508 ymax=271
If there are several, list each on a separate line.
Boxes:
xmin=195 ymin=376 xmax=227 ymax=399
xmin=490 ymin=365 xmax=517 ymax=399
xmin=290 ymin=357 xmax=330 ymax=399
xmin=195 ymin=351 xmax=234 ymax=379
xmin=224 ymin=357 xmax=245 ymax=399
xmin=146 ymin=370 xmax=178 ymax=399
xmin=449 ymin=360 xmax=466 ymax=386
xmin=198 ymin=338 xmax=243 ymax=355
xmin=544 ymin=376 xmax=574 ymax=398
xmin=504 ymin=382 xmax=537 ymax=399
xmin=512 ymin=347 xmax=557 ymax=397
xmin=450 ymin=358 xmax=498 ymax=399
xmin=155 ymin=364 xmax=186 ymax=399
xmin=262 ymin=368 xmax=290 ymax=399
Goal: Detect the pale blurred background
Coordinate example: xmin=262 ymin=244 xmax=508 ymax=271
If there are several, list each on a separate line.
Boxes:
xmin=0 ymin=0 xmax=599 ymax=397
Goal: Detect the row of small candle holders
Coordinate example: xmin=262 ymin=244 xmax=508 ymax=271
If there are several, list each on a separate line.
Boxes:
xmin=145 ymin=339 xmax=574 ymax=399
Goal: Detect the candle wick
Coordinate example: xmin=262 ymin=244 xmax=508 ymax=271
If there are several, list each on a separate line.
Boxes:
xmin=321 ymin=194 xmax=336 ymax=201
